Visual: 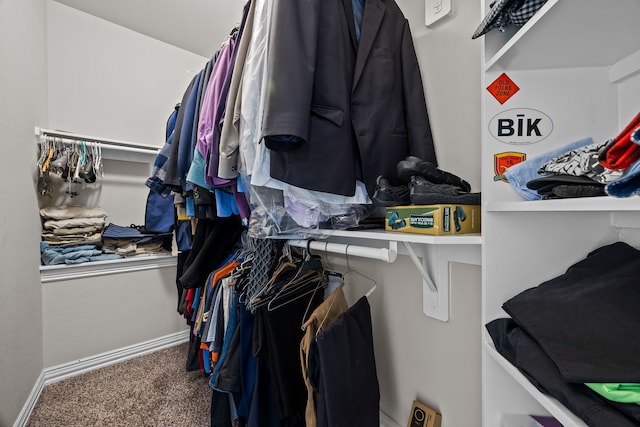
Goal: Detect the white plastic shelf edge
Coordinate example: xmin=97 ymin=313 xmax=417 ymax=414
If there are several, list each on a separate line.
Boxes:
xmin=40 ymin=253 xmax=178 ymax=283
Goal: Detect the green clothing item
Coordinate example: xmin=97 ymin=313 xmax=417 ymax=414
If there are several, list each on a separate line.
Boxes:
xmin=586 ymin=383 xmax=640 ymax=405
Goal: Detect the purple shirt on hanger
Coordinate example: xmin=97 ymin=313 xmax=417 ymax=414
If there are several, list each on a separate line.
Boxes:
xmin=197 ymin=36 xmax=237 ymax=187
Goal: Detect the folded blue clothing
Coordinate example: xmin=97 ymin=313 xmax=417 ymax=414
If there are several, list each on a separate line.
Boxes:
xmin=40 ymin=241 xmax=125 ymax=265
xmin=65 ymin=254 xmax=123 ymax=264
xmin=504 ymin=137 xmax=593 ymax=200
xmin=41 ymin=248 xmax=104 ymax=265
xmin=606 ymin=157 xmax=640 ymax=197
xmin=40 ymin=242 xmax=98 ymax=253
xmin=59 ymin=245 xmax=97 ymax=254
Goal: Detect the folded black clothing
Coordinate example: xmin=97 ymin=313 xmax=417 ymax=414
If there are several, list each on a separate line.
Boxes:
xmin=526 ymin=174 xmax=601 ymax=190
xmin=502 ymin=241 xmax=640 ymax=383
xmin=549 ymin=184 xmax=606 ymax=199
xmin=486 ymin=318 xmax=640 ymax=426
xmin=527 ymin=174 xmax=606 ymax=199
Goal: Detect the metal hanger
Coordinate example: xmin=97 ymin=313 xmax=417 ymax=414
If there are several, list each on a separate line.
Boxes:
xmin=265 ymin=268 xmax=324 ymax=312
xmin=342 ymin=244 xmax=377 ymax=298
xmin=312 ymin=244 xmax=378 ymax=339
xmin=262 ymin=241 xmax=324 ymax=311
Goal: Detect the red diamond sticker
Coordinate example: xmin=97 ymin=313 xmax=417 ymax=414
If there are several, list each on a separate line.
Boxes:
xmin=487 ymin=73 xmax=520 ymax=104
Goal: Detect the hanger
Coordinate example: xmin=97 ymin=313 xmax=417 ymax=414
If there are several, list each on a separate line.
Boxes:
xmin=342 ymin=244 xmax=377 ymax=298
xmin=312 ymin=245 xmax=377 ymax=340
xmin=36 ymin=136 xmax=55 ymax=197
xmin=229 ymin=24 xmax=240 ymax=39
xmin=319 ymin=241 xmax=342 ymax=278
xmin=265 ymin=268 xmax=324 ymax=312
xmin=253 ymin=241 xmax=325 ymax=311
xmin=264 ymin=240 xmax=326 ymax=312
xmin=246 ymin=247 xmax=299 ymax=310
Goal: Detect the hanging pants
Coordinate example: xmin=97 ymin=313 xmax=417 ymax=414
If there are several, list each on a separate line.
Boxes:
xmin=310 ymin=296 xmax=380 ymax=427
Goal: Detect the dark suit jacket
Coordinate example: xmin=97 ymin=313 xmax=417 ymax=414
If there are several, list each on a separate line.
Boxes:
xmin=261 ymin=0 xmax=437 ymax=197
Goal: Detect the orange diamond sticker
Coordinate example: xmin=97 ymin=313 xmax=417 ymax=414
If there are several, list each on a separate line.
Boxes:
xmin=487 ymin=73 xmax=520 ymax=104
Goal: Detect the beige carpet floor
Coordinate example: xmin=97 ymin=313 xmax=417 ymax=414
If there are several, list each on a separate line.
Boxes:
xmin=26 ymin=342 xmax=211 ymax=427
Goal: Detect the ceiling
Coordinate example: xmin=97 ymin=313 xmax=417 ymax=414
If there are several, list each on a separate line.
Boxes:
xmin=53 ymin=0 xmax=246 ymax=58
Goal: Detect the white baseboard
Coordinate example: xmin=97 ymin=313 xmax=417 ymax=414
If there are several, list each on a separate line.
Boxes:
xmin=12 ymin=371 xmax=45 ymax=427
xmin=43 ymin=329 xmax=189 ymax=385
xmin=13 ymin=330 xmax=189 ymax=427
xmin=16 ymin=330 xmax=398 ymax=427
xmin=381 ymin=410 xmax=402 ymax=427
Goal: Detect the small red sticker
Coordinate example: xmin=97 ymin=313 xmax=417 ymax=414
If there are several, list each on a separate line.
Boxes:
xmin=494 ymin=151 xmax=526 ymax=182
xmin=487 ymin=73 xmax=520 ymax=104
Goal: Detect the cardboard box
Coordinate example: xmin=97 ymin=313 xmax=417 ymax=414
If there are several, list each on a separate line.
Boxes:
xmin=407 ymin=400 xmax=442 ymax=427
xmin=385 ymin=204 xmax=480 ymax=235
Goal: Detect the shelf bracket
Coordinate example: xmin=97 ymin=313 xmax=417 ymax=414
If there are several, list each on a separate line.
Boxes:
xmin=400 ymin=241 xmax=481 ymax=322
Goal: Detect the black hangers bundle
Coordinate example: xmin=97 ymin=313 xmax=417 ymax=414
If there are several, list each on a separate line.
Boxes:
xmin=248 ymin=244 xmax=326 ymax=312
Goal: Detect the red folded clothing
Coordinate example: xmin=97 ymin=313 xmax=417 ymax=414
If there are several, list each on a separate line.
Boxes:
xmin=599 ymin=112 xmax=640 ymax=170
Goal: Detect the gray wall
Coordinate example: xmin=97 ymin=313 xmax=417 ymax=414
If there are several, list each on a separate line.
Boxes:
xmin=0 ymin=1 xmax=47 ymax=425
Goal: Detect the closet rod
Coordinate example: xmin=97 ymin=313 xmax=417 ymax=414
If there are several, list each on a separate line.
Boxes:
xmin=287 ymin=239 xmax=398 ymax=263
xmin=35 ymin=127 xmax=160 ymax=155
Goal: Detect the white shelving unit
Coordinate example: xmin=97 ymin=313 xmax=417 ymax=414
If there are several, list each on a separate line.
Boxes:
xmin=36 ymin=127 xmax=176 ymax=278
xmin=480 ymin=0 xmax=640 ymax=425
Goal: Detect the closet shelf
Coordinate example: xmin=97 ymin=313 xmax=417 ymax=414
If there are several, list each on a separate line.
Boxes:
xmin=484 ymin=0 xmax=640 ymax=72
xmin=485 ymin=341 xmax=587 ymax=427
xmin=40 ymin=253 xmax=177 ymax=283
xmin=36 ymin=127 xmax=160 ymax=163
xmin=486 ymin=196 xmax=640 ymax=212
xmin=483 ymin=0 xmax=559 ymax=71
xmin=287 ymin=229 xmax=481 ymax=322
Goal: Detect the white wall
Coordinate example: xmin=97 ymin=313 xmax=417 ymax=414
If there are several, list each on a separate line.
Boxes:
xmin=40 ymin=2 xmax=209 ymax=369
xmin=47 ymin=0 xmax=206 ymax=146
xmin=42 ymin=268 xmax=184 ymax=367
xmin=336 ymin=255 xmax=481 ymax=426
xmin=399 ymin=0 xmax=482 ymax=192
xmin=369 ymin=0 xmax=483 ymax=424
xmin=0 ymin=0 xmax=47 ymax=425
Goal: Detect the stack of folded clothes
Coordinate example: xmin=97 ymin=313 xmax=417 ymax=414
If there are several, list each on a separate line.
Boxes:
xmin=40 ymin=206 xmax=108 ymax=247
xmin=101 ymin=223 xmax=172 ymax=256
xmin=504 ymin=112 xmax=640 ymax=200
xmin=372 ymin=156 xmax=481 ymax=207
xmin=487 ymin=242 xmax=640 ymax=426
xmin=39 ymin=205 xmax=122 ymax=265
